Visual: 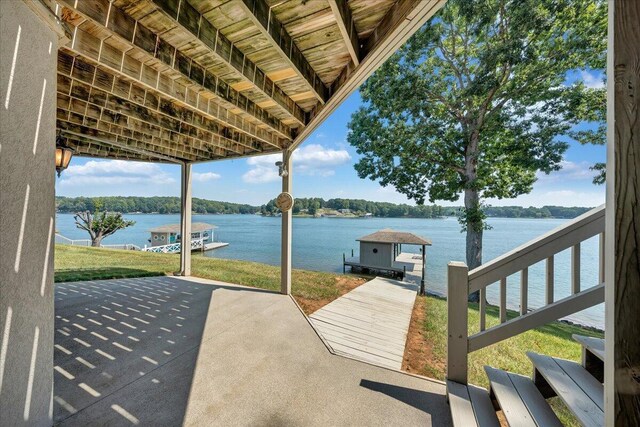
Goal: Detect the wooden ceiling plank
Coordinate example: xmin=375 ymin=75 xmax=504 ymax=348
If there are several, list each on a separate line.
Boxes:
xmin=65 ymin=136 xmax=158 ymax=162
xmin=57 ymin=83 xmax=235 ymax=161
xmin=149 ymin=0 xmax=307 ymax=125
xmin=60 ymin=28 xmax=284 ymax=151
xmin=295 ymin=0 xmax=446 ymax=148
xmin=58 ymin=124 xmax=196 ymax=163
xmin=327 ymin=0 xmax=360 ymax=66
xmin=58 ymin=0 xmax=294 ymax=140
xmin=235 ymin=0 xmax=328 ymax=104
xmin=58 ymin=82 xmax=245 ymax=157
xmin=58 ymin=61 xmax=259 ymax=155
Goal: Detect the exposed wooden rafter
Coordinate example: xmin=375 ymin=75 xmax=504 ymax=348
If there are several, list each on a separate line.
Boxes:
xmin=236 ymin=0 xmax=329 ymax=104
xmin=58 ymin=1 xmax=294 ymax=142
xmin=57 ymin=50 xmax=266 ymax=155
xmin=297 ymin=0 xmax=446 ymax=148
xmin=327 ymin=0 xmax=361 ymax=66
xmin=145 ymin=0 xmax=307 ymax=125
xmin=58 ymin=122 xmax=205 ymax=162
xmin=63 ymin=135 xmax=163 ymax=163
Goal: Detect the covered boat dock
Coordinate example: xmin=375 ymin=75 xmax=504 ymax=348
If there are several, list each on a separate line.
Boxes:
xmin=344 ymin=229 xmax=432 ymax=294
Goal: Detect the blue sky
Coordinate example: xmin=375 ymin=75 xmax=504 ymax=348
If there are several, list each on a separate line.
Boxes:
xmin=56 ymin=71 xmax=606 ymax=208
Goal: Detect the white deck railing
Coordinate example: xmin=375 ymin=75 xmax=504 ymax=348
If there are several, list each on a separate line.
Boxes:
xmin=446 ymin=205 xmax=605 ymax=385
xmin=55 ymin=233 xmax=141 ymax=250
xmin=55 ymin=234 xmax=91 ymax=246
xmin=141 ymin=238 xmax=204 ymax=254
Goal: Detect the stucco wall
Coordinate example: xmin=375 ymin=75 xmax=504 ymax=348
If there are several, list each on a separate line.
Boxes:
xmin=360 ymin=242 xmax=394 ymax=268
xmin=0 ymin=2 xmax=59 ymax=425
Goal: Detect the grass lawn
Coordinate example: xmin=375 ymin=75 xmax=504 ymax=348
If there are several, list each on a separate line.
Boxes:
xmin=403 ymin=295 xmax=604 ymax=426
xmin=54 ymin=245 xmax=366 ymax=314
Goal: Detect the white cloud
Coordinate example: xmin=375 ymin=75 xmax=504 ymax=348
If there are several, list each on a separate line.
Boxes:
xmin=537 ymin=160 xmax=596 ymax=183
xmin=580 ymin=70 xmax=605 ymax=89
xmin=487 ymin=189 xmax=604 ymax=208
xmin=193 ymin=172 xmax=221 ymax=182
xmin=242 ymin=144 xmax=351 ymax=184
xmin=59 ymin=159 xmax=175 ymax=186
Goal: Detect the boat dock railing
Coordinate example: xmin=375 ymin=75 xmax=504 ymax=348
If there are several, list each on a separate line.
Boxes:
xmin=142 ymin=238 xmax=205 ymax=254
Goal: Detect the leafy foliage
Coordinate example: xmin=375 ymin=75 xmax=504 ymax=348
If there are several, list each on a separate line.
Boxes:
xmin=74 ymin=207 xmax=136 ymax=247
xmin=348 ymin=0 xmax=606 ymax=272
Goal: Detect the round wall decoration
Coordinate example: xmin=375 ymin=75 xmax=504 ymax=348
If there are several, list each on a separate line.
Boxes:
xmin=276 ymin=192 xmax=294 ymax=212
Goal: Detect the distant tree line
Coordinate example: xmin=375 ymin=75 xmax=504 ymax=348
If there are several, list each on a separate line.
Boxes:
xmin=482 ymin=205 xmax=592 ymax=219
xmin=55 ymin=196 xmax=260 ymax=215
xmin=261 ymin=197 xmax=593 ymax=219
xmin=56 ymin=196 xmax=593 ymax=219
xmin=262 ymin=197 xmax=446 ymax=218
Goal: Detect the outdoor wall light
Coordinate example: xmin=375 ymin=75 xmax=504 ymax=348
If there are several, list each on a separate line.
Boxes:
xmin=55 ymin=136 xmax=74 ymax=177
xmin=275 ymin=160 xmax=288 ymax=177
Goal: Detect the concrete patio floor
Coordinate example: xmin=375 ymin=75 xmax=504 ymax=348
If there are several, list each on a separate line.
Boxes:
xmin=53 ymin=276 xmax=451 ymax=426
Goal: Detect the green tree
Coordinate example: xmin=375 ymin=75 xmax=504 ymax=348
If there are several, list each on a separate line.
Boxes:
xmin=74 ymin=209 xmax=136 ymax=247
xmin=348 ymin=0 xmax=606 ymax=299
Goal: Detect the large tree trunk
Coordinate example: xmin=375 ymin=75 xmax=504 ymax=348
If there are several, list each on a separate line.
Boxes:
xmin=464 ymin=188 xmax=483 ymax=302
xmin=465 ymin=131 xmax=483 ymax=302
xmin=91 ymin=234 xmax=103 ymax=247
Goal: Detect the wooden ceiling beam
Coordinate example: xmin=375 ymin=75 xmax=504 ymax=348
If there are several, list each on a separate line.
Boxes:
xmin=235 ymin=0 xmax=329 ymax=104
xmin=327 ymin=0 xmax=361 ymax=66
xmin=57 ymin=124 xmax=198 ymax=163
xmin=294 ymin=0 xmax=446 ymax=149
xmin=62 ymin=135 xmax=171 ymax=163
xmin=56 ymin=91 xmax=241 ymax=159
xmin=148 ymin=0 xmax=307 ymax=126
xmin=57 ymin=55 xmax=260 ymax=155
xmin=58 ymin=43 xmax=285 ymax=152
xmin=58 ymin=1 xmax=295 ymax=140
xmin=57 ymin=115 xmax=218 ymax=162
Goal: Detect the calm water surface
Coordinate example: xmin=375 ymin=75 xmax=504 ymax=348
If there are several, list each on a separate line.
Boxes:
xmin=56 ymin=213 xmax=603 ymax=328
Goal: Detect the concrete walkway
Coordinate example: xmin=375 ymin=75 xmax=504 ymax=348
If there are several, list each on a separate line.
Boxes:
xmin=53 ymin=276 xmax=450 ymax=426
xmin=309 ymin=277 xmax=419 ymax=370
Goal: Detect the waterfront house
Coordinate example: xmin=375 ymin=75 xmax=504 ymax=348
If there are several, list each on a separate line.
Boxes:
xmin=1 ymin=0 xmax=637 ymax=425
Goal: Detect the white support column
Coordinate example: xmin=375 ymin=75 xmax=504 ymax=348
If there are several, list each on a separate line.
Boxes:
xmin=605 ymin=1 xmax=640 ymax=424
xmin=180 ymin=162 xmax=192 ymax=276
xmin=280 ymin=150 xmax=293 ymax=295
xmin=447 ymin=261 xmax=469 ymax=385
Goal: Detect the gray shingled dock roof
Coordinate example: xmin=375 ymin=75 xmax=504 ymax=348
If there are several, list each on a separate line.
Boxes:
xmin=149 ymin=223 xmax=216 ymax=233
xmin=357 ymin=229 xmax=432 ymax=245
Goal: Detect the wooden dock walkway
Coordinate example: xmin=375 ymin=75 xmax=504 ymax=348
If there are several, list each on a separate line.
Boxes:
xmin=309 ymin=277 xmax=418 ymax=370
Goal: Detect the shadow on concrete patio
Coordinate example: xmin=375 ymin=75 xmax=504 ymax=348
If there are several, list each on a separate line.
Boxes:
xmin=53 ymin=276 xmax=450 ymax=426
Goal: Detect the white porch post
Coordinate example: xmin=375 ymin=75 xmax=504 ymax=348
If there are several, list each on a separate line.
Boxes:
xmin=281 ymin=150 xmax=292 ymax=295
xmin=605 ymin=1 xmax=640 ymax=425
xmin=180 ymin=162 xmax=192 ymax=276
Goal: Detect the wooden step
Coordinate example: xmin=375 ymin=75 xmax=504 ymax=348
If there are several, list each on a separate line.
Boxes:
xmin=573 ymin=334 xmax=605 ymax=361
xmin=484 ymin=366 xmax=562 ymax=427
xmin=573 ymin=334 xmax=605 ymax=382
xmin=447 ymin=380 xmax=500 ymax=427
xmin=527 ymin=352 xmax=604 ymax=427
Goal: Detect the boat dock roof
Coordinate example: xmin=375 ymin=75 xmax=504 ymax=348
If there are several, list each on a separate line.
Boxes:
xmin=357 ymin=229 xmax=432 ymax=246
xmin=149 ymin=223 xmax=216 ymax=233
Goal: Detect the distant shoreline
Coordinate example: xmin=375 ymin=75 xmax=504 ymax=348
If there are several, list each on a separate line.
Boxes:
xmin=55 ymin=211 xmax=591 ymax=221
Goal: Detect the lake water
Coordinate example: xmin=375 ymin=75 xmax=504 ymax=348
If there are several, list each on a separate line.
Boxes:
xmin=55 ymin=213 xmax=604 ymax=329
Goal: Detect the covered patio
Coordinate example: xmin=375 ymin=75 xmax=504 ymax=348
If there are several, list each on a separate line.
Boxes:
xmin=1 ymin=0 xmax=638 ymax=425
xmin=53 ymin=276 xmax=450 ymax=425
